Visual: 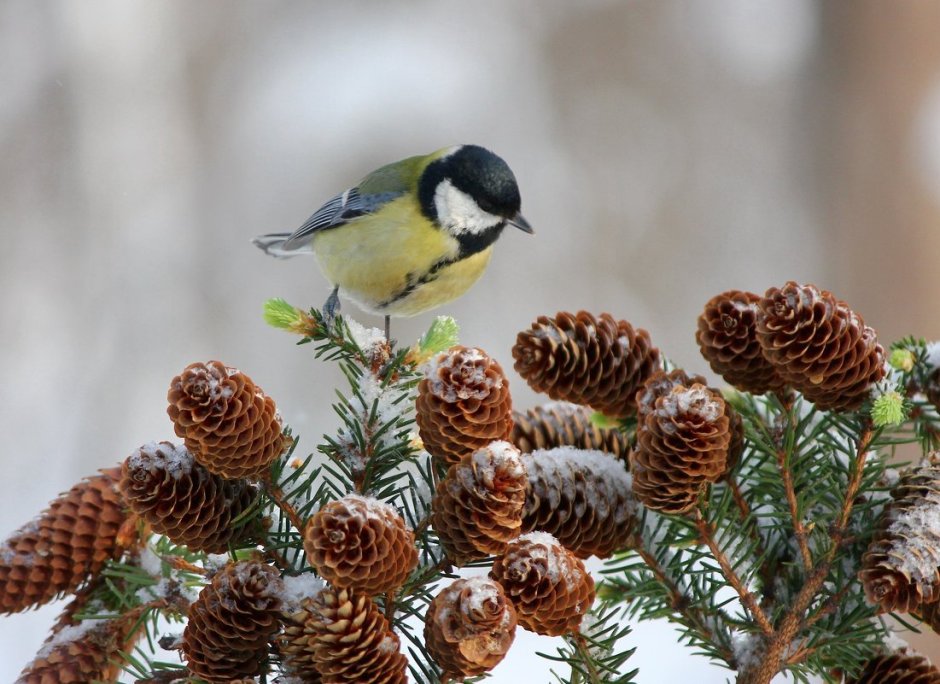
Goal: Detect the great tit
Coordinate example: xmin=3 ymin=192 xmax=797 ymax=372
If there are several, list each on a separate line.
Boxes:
xmin=253 ymin=144 xmax=532 ymax=337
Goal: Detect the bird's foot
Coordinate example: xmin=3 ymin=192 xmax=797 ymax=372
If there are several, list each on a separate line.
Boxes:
xmin=323 ymin=287 xmax=341 ymax=333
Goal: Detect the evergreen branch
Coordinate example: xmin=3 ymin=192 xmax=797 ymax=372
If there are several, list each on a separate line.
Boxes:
xmin=777 ymin=444 xmax=814 ymax=572
xmin=693 ymin=509 xmax=773 ymax=637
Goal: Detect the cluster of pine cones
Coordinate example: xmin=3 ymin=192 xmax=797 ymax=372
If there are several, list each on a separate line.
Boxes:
xmin=0 ymin=280 xmax=914 ymax=683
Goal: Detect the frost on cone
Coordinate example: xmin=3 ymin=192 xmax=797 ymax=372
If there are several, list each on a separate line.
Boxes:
xmin=696 ymin=290 xmax=786 ymax=395
xmin=630 ymin=370 xmax=732 ymax=515
xmin=17 ymin=607 xmax=145 ymax=684
xmin=860 ymin=463 xmax=940 ymax=613
xmin=182 ymin=559 xmax=283 ymax=682
xmin=756 ymin=282 xmax=885 ymax=411
xmin=167 ymin=360 xmax=288 ymax=480
xmin=425 ymin=577 xmax=517 ymax=678
xmin=512 ymin=311 xmax=661 ymax=419
xmin=304 ymin=495 xmax=417 ymax=595
xmin=120 ymin=441 xmax=257 ymax=553
xmin=522 ymin=447 xmax=637 ymax=559
xmin=489 ymin=532 xmax=595 ymax=636
xmin=0 ymin=466 xmax=133 ymax=614
xmin=511 ymin=402 xmax=631 ymax=461
xmin=847 ymin=651 xmax=940 ymax=684
xmin=431 ymin=441 xmax=528 ymax=566
xmin=280 ymin=585 xmax=407 ymax=684
xmin=415 ymin=346 xmax=513 ymax=467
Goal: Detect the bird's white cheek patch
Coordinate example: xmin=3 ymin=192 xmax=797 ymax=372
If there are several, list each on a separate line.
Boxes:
xmin=433 ymin=179 xmax=502 ymax=235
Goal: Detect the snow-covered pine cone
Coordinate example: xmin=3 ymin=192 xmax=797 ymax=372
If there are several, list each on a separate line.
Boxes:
xmin=522 ymin=447 xmax=637 ymax=558
xmin=511 ymin=402 xmax=631 ymax=461
xmin=280 ymin=584 xmax=407 ymax=684
xmin=182 ymin=559 xmax=283 ymax=682
xmin=120 ymin=441 xmax=257 ymax=553
xmin=630 ymin=370 xmax=732 ymax=514
xmin=756 ymin=282 xmax=885 ymax=412
xmin=860 ymin=463 xmax=940 ymax=613
xmin=425 ymin=577 xmax=517 ymax=678
xmin=489 ymin=532 xmax=595 ymax=636
xmin=0 ymin=466 xmax=133 ymax=614
xmin=696 ymin=289 xmax=786 ymax=395
xmin=304 ymin=495 xmax=417 ymax=595
xmin=431 ymin=441 xmax=528 ymax=566
xmin=512 ymin=311 xmax=661 ymax=418
xmin=167 ymin=360 xmax=288 ymax=479
xmin=416 ymin=346 xmax=513 ymax=467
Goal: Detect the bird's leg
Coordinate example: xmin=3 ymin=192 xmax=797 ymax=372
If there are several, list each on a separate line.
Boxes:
xmin=384 ymin=315 xmax=391 ymax=342
xmin=323 ymin=286 xmax=341 ymax=331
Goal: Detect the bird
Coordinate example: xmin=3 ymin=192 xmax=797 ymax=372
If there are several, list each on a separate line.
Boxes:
xmin=253 ymin=144 xmax=532 ymax=340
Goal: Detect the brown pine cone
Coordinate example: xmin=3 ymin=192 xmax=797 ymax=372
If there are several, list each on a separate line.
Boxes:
xmin=280 ymin=584 xmax=406 ymax=684
xmin=120 ymin=441 xmax=257 ymax=553
xmin=913 ymin=599 xmax=940 ymax=636
xmin=416 ymin=346 xmax=513 ymax=467
xmin=489 ymin=532 xmax=595 ymax=636
xmin=182 ymin=559 xmax=283 ymax=682
xmin=631 ymin=375 xmax=732 ymax=515
xmin=522 ymin=447 xmax=637 ymax=558
xmin=847 ymin=651 xmax=940 ymax=683
xmin=756 ymin=282 xmax=885 ymax=411
xmin=696 ymin=290 xmax=786 ymax=395
xmin=304 ymin=495 xmax=417 ymax=595
xmin=425 ymin=577 xmax=517 ymax=678
xmin=860 ymin=463 xmax=940 ymax=613
xmin=925 ymin=366 xmax=940 ymax=412
xmin=17 ymin=604 xmax=146 ymax=684
xmin=431 ymin=441 xmax=528 ymax=566
xmin=0 ymin=466 xmax=134 ymax=614
xmin=167 ymin=360 xmax=288 ymax=479
xmin=511 ymin=402 xmax=631 ymax=461
xmin=513 ymin=311 xmax=661 ymax=419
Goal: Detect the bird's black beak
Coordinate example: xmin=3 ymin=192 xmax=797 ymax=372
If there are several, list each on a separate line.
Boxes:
xmin=508 ymin=213 xmax=534 ymax=234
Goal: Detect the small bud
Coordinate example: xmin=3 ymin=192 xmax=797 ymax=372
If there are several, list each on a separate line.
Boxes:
xmin=871 ymin=390 xmax=907 ymax=428
xmin=263 ymin=298 xmax=318 ymax=336
xmin=890 ymin=348 xmax=915 ymax=372
xmin=408 ymin=316 xmax=460 ymax=365
xmin=589 ymin=411 xmax=621 ymax=430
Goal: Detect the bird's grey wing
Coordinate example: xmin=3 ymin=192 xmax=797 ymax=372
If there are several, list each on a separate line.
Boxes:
xmin=280 ymin=187 xmax=401 ymax=251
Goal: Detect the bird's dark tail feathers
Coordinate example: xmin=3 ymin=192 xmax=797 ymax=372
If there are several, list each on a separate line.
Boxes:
xmin=251 ymin=233 xmax=309 ymax=259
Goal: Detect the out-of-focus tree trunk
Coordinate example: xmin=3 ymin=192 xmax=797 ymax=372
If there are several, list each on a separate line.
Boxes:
xmin=817 ymin=2 xmax=940 ymax=343
xmin=817 ymin=1 xmax=940 ymax=663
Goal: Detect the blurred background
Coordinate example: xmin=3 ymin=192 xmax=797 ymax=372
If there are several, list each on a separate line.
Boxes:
xmin=3 ymin=0 xmax=940 ymax=681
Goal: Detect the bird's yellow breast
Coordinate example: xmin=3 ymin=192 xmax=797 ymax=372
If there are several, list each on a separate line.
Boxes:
xmin=311 ymin=196 xmax=494 ymax=316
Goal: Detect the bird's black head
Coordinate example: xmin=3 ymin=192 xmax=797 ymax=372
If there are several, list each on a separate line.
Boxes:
xmin=418 ymin=145 xmax=523 ymax=228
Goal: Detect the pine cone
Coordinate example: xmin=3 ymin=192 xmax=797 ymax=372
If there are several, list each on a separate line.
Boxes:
xmin=280 ymin=584 xmax=407 ymax=684
xmin=631 ymin=373 xmax=732 ymax=515
xmin=431 ymin=441 xmax=528 ymax=566
xmin=756 ymin=282 xmax=885 ymax=411
xmin=17 ymin=604 xmax=146 ymax=684
xmin=120 ymin=441 xmax=257 ymax=553
xmin=304 ymin=495 xmax=417 ymax=595
xmin=167 ymin=360 xmax=288 ymax=479
xmin=696 ymin=290 xmax=786 ymax=395
xmin=489 ymin=532 xmax=595 ymax=636
xmin=925 ymin=366 xmax=940 ymax=412
xmin=513 ymin=311 xmax=661 ymax=419
xmin=522 ymin=447 xmax=637 ymax=558
xmin=416 ymin=346 xmax=513 ymax=467
xmin=860 ymin=463 xmax=940 ymax=613
xmin=511 ymin=402 xmax=631 ymax=461
xmin=847 ymin=651 xmax=940 ymax=684
xmin=0 ymin=466 xmax=133 ymax=614
xmin=913 ymin=599 xmax=940 ymax=636
xmin=425 ymin=577 xmax=517 ymax=678
xmin=182 ymin=559 xmax=283 ymax=682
